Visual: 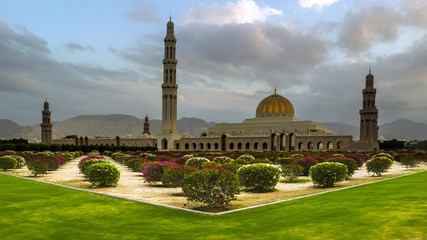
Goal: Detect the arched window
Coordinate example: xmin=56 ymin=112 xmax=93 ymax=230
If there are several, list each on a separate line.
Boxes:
xmin=199 ymin=143 xmax=204 ymax=150
xmin=298 ymin=142 xmax=304 ymax=150
xmin=317 ymin=142 xmax=324 ymax=150
xmin=207 ymin=143 xmax=211 ymax=149
xmin=214 ymin=143 xmax=219 ymax=149
xmin=308 ymin=142 xmax=314 ymax=150
xmin=237 ymin=143 xmax=242 ymax=150
xmin=254 ymin=143 xmax=259 ymax=150
xmin=185 ymin=143 xmax=189 ymax=150
xmin=192 ymin=143 xmax=196 ymax=150
xmin=245 ymin=142 xmax=250 ymax=150
xmin=262 ymin=142 xmax=268 ymax=150
xmin=327 ymin=142 xmax=333 ymax=150
xmin=176 ymin=143 xmax=180 ymax=150
xmin=337 ymin=142 xmax=342 ymax=149
xmin=229 ymin=143 xmax=234 ymax=150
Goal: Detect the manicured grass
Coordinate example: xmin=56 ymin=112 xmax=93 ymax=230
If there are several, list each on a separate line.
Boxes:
xmin=1 ymin=171 xmax=426 ymax=240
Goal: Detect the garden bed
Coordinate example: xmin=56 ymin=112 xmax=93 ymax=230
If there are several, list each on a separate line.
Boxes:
xmin=3 ymin=156 xmax=426 ymax=212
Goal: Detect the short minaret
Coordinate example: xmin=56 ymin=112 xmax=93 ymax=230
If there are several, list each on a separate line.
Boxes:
xmin=359 ymin=69 xmax=379 ymax=150
xmin=40 ymin=99 xmax=52 ymax=144
xmin=157 ymin=18 xmax=181 ymax=150
xmin=143 ymin=115 xmax=150 ymax=135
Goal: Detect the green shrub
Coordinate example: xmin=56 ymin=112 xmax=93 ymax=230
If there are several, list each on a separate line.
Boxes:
xmin=327 ymin=157 xmax=357 ymax=178
xmin=9 ymin=155 xmax=26 ymax=168
xmin=309 ymin=162 xmax=348 ymax=187
xmin=237 ymin=163 xmax=282 ymax=192
xmin=163 ymin=165 xmax=198 ymax=187
xmin=400 ymin=156 xmax=422 ymax=169
xmin=366 ymin=158 xmax=392 ymax=176
xmin=185 ymin=157 xmax=210 ymax=169
xmin=212 ymin=156 xmax=233 ymax=164
xmin=276 ymin=157 xmax=294 ymax=165
xmin=144 ymin=153 xmax=158 ymax=161
xmin=230 ymin=158 xmax=248 ymax=165
xmin=86 ymin=162 xmax=121 ymax=187
xmin=78 ymin=158 xmax=108 ymax=175
xmin=281 ymin=164 xmax=303 ymax=182
xmin=182 ymin=168 xmax=240 ymax=208
xmin=0 ymin=156 xmax=17 ymax=170
xmin=237 ymin=154 xmax=255 ymax=162
xmin=27 ymin=160 xmax=49 ymax=176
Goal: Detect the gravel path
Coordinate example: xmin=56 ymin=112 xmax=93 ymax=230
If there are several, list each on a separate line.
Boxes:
xmin=4 ymin=156 xmax=426 ymax=210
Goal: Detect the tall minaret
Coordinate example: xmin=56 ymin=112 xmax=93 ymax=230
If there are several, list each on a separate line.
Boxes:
xmin=162 ymin=17 xmax=178 ymax=134
xmin=157 ymin=18 xmax=181 ymax=150
xmin=143 ymin=115 xmax=150 ymax=135
xmin=359 ymin=69 xmax=379 ymax=149
xmin=40 ymin=99 xmax=52 ymax=144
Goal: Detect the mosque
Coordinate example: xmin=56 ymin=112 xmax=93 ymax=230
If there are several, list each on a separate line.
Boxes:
xmin=47 ymin=19 xmax=379 ymax=152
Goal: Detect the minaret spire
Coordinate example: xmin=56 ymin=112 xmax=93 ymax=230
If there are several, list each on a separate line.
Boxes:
xmin=359 ymin=70 xmax=379 ymax=151
xmin=158 ymin=18 xmax=181 ymax=150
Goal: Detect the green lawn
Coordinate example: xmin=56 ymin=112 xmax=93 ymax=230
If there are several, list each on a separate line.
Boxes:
xmin=0 ymin=171 xmax=426 ymax=240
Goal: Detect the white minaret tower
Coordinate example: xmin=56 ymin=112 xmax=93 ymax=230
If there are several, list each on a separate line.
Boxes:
xmin=359 ymin=69 xmax=379 ymax=151
xmin=157 ymin=18 xmax=181 ymax=150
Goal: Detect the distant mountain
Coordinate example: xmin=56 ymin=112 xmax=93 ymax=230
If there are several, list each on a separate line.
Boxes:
xmin=1 ymin=116 xmax=426 ymax=141
xmin=0 ymin=119 xmax=22 ymax=139
xmin=321 ymin=122 xmax=359 ymax=138
xmin=379 ymin=118 xmax=427 ymax=141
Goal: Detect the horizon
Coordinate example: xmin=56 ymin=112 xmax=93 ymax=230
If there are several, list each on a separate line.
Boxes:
xmin=1 ymin=0 xmax=426 ymax=126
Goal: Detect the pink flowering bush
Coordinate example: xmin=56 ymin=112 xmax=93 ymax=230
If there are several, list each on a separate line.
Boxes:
xmin=182 ymin=168 xmax=240 ymax=208
xmin=142 ymin=161 xmax=178 ymax=183
xmin=294 ymin=157 xmax=319 ymax=176
xmin=163 ymin=165 xmax=198 ymax=187
xmin=345 ymin=153 xmax=368 ymax=168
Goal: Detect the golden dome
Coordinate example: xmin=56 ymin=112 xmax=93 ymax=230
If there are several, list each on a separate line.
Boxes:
xmin=256 ymin=90 xmax=294 ymax=117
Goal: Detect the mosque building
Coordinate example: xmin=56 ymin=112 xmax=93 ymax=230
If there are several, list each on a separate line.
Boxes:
xmin=49 ymin=18 xmax=379 ymax=152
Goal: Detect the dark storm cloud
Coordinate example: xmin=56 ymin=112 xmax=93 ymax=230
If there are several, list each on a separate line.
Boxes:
xmin=119 ymin=22 xmax=327 ymax=90
xmin=65 ymin=42 xmax=95 ymax=52
xmin=0 ymin=21 xmax=153 ymax=125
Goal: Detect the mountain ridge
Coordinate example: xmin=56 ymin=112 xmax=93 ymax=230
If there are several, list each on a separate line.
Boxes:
xmin=1 ymin=115 xmax=426 ymax=141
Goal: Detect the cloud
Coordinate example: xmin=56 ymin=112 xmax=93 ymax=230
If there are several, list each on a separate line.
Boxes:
xmin=338 ymin=5 xmax=403 ymax=55
xmin=125 ymin=0 xmax=159 ymax=23
xmin=182 ymin=0 xmax=282 ymax=24
xmin=298 ymin=0 xmax=340 ymax=10
xmin=65 ymin=42 xmax=95 ymax=52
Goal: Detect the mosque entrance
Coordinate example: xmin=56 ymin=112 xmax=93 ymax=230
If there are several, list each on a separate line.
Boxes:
xmin=162 ymin=138 xmax=168 ymax=150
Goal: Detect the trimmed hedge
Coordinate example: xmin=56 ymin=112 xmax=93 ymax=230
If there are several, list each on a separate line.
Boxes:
xmin=86 ymin=162 xmax=121 ymax=187
xmin=185 ymin=157 xmax=210 ymax=169
xmin=78 ymin=157 xmax=107 ymax=175
xmin=327 ymin=157 xmax=357 ymax=178
xmin=309 ymin=162 xmax=348 ymax=187
xmin=0 ymin=156 xmax=17 ymax=170
xmin=237 ymin=163 xmax=282 ymax=192
xmin=182 ymin=168 xmax=240 ymax=208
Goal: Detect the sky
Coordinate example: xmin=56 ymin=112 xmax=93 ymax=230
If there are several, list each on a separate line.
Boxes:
xmin=0 ymin=0 xmax=426 ymax=127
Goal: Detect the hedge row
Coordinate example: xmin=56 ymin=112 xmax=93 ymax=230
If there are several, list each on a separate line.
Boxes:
xmin=0 ymin=143 xmax=157 ymax=153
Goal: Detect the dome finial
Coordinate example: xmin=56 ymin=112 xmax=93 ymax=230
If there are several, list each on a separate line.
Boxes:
xmin=369 ymin=66 xmax=371 ymax=75
xmin=274 ymin=86 xmax=276 ymax=95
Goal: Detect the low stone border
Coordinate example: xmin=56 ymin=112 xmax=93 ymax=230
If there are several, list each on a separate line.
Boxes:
xmin=1 ymin=169 xmax=425 ymax=216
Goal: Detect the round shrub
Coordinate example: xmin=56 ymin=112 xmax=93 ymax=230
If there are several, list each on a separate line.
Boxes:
xmin=185 ymin=157 xmax=210 ymax=169
xmin=327 ymin=157 xmax=357 ymax=178
xmin=78 ymin=157 xmax=107 ymax=175
xmin=294 ymin=157 xmax=319 ymax=176
xmin=142 ymin=161 xmax=178 ymax=183
xmin=309 ymin=162 xmax=348 ymax=187
xmin=400 ymin=156 xmax=422 ymax=169
xmin=174 ymin=157 xmax=188 ymax=165
xmin=213 ymin=156 xmax=233 ymax=164
xmin=276 ymin=157 xmax=294 ymax=165
xmin=27 ymin=159 xmax=49 ymax=176
xmin=9 ymin=155 xmax=26 ymax=168
xmin=86 ymin=162 xmax=121 ymax=187
xmin=182 ymin=168 xmax=240 ymax=208
xmin=163 ymin=165 xmax=198 ymax=187
xmin=237 ymin=154 xmax=255 ymax=162
xmin=366 ymin=158 xmax=392 ymax=176
xmin=237 ymin=163 xmax=282 ymax=192
xmin=144 ymin=153 xmax=158 ymax=161
xmin=281 ymin=164 xmax=303 ymax=182
xmin=0 ymin=156 xmax=17 ymax=170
